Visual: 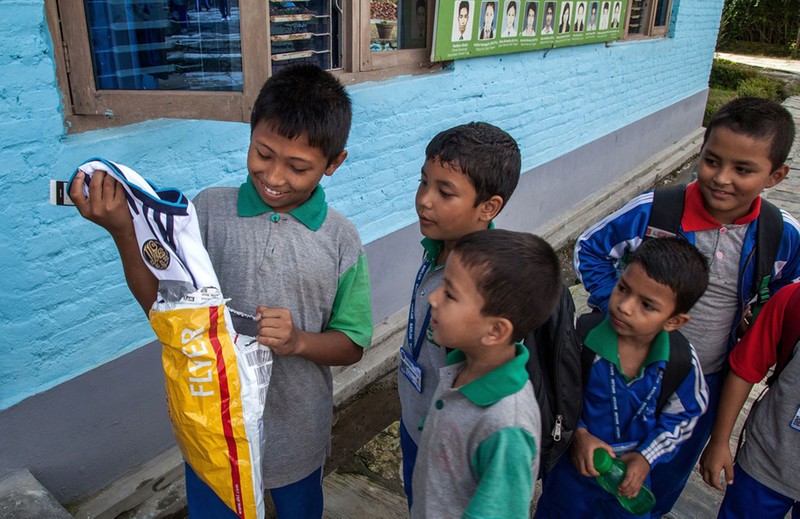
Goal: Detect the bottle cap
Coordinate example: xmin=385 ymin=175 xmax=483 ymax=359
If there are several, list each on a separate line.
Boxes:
xmin=593 ymin=448 xmax=612 ymax=473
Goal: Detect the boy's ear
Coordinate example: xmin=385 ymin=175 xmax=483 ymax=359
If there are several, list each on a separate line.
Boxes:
xmin=478 ymin=195 xmax=504 ymax=222
xmin=324 ymin=150 xmax=348 ymax=176
xmin=663 ymin=313 xmax=690 ymax=332
xmin=482 ymin=316 xmax=514 ymax=346
xmin=766 ymin=164 xmax=789 ymax=189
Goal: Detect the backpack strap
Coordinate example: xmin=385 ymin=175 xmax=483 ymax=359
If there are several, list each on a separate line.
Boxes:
xmin=577 ymin=312 xmax=606 ymax=387
xmin=656 ymin=331 xmax=693 ymax=413
xmin=645 ymin=184 xmax=686 ymax=240
xmin=751 ymin=199 xmax=783 ymax=319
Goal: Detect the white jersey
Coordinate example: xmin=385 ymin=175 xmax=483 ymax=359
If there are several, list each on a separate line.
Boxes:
xmin=70 ymin=158 xmax=219 ymax=300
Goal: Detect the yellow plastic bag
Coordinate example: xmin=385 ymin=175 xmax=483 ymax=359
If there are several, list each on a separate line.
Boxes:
xmin=150 ymin=298 xmax=270 ymax=519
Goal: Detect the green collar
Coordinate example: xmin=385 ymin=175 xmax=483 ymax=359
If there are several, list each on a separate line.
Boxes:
xmin=237 ymin=176 xmax=328 ymax=231
xmin=584 ymin=317 xmax=670 ymax=381
xmin=446 ymin=343 xmax=530 ymax=406
xmin=419 ymin=221 xmax=496 ymax=266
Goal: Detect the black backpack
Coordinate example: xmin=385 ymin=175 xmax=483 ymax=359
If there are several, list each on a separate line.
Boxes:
xmin=523 ymin=283 xmax=583 ymax=479
xmin=646 ymin=184 xmax=783 ymax=319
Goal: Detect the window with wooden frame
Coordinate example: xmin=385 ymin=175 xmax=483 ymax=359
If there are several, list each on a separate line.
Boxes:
xmin=46 ymin=0 xmax=437 ymax=132
xmin=624 ymin=0 xmax=671 ymax=38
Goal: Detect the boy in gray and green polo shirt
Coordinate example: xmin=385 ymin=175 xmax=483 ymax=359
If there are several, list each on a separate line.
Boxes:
xmin=411 ymin=230 xmax=561 ymax=519
xmin=70 ymin=64 xmax=372 ymax=519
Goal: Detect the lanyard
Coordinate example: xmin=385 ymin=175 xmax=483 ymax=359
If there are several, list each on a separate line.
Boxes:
xmin=609 ymin=362 xmax=664 ymax=443
xmin=406 ymin=258 xmax=433 ymax=361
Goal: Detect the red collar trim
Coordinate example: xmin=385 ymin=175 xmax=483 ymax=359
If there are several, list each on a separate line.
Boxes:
xmin=680 ymin=181 xmax=761 ymax=232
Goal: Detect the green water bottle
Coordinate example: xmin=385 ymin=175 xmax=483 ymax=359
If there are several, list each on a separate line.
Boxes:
xmin=593 ymin=448 xmax=656 ymax=515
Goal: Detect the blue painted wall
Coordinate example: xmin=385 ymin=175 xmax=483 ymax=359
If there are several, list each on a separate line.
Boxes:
xmin=0 ymin=0 xmax=722 ymax=410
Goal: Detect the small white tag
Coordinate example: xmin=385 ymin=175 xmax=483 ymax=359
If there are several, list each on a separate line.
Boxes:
xmin=791 ymin=405 xmax=800 ymax=432
xmin=50 ymin=179 xmax=75 ymax=206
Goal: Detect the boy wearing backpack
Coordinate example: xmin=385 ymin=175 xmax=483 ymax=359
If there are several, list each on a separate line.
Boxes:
xmin=536 ymin=238 xmax=710 ymax=518
xmin=411 ymin=229 xmax=562 ymax=519
xmin=573 ymin=97 xmax=800 ymax=515
xmin=398 ymin=122 xmax=522 ymax=506
xmin=700 ymin=282 xmax=800 ymax=518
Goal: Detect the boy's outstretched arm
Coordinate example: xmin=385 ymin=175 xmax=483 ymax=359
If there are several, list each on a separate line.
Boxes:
xmin=69 ymin=170 xmax=158 ymax=315
xmin=466 ymin=427 xmax=537 ymax=519
xmin=699 ymin=372 xmax=752 ymax=490
xmin=256 ymin=306 xmax=363 ymax=365
xmin=573 ymin=194 xmax=653 ymax=313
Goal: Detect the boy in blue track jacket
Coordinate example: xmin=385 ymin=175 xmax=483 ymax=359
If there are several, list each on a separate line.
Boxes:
xmin=536 ymin=238 xmax=710 ymax=518
xmin=573 ymin=97 xmax=800 ymax=515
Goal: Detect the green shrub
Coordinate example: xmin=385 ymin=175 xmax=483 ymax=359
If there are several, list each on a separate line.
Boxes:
xmin=709 ymin=59 xmax=758 ymax=90
xmin=736 ymin=76 xmax=784 ymax=101
xmin=704 ymin=89 xmax=738 ymax=126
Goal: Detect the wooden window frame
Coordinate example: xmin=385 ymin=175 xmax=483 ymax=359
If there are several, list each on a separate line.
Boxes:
xmin=46 ymin=0 xmax=442 ymax=133
xmin=623 ymin=0 xmax=671 ymax=39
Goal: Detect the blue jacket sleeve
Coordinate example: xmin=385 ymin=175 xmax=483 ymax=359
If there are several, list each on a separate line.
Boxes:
xmin=636 ymin=345 xmax=709 ymax=467
xmin=573 ymin=192 xmax=655 ymax=313
xmin=770 ymin=211 xmax=800 ymax=293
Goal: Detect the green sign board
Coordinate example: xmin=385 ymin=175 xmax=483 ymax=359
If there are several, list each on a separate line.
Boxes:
xmin=432 ymin=0 xmax=626 ymax=61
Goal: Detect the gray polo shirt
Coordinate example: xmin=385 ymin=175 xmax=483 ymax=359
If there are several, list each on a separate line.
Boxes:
xmin=194 ymin=179 xmax=372 ymax=488
xmin=411 ymin=344 xmax=541 ymax=519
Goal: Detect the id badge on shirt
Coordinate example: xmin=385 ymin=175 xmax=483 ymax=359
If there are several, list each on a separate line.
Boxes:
xmin=791 ymin=405 xmax=800 ymax=432
xmin=399 ymin=348 xmax=423 ymax=393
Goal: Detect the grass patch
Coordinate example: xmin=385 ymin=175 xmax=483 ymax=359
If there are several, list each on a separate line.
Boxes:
xmin=705 ymin=57 xmax=799 ymax=125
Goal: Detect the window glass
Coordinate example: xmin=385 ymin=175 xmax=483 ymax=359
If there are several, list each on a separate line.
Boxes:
xmin=370 ymin=0 xmax=426 ymax=52
xmin=269 ymin=0 xmax=342 ymax=74
xmin=83 ymin=0 xmax=243 ymax=90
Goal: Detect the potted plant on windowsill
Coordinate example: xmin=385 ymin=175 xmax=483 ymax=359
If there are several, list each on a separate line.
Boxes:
xmin=371 ymin=0 xmax=397 ymax=40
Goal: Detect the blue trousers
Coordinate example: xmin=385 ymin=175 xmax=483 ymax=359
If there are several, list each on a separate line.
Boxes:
xmin=650 ymin=370 xmax=724 ymax=516
xmin=535 ymin=455 xmax=650 ymax=518
xmin=399 ymin=419 xmax=418 ymax=510
xmin=184 ymin=462 xmax=324 ymax=518
xmin=718 ymin=464 xmax=799 ymax=519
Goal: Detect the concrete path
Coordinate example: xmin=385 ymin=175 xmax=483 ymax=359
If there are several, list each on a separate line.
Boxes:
xmin=715 ymin=52 xmax=800 ymax=75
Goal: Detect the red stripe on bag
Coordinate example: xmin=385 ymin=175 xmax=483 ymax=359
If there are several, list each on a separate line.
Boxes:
xmin=209 ymin=306 xmax=246 ymax=519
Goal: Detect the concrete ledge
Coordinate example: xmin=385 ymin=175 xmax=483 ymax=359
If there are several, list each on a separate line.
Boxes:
xmin=536 ymin=127 xmax=704 ymax=251
xmin=0 ymin=469 xmax=72 ymax=519
xmin=72 ymin=447 xmax=185 ymax=519
xmin=332 ymin=309 xmax=406 ymax=407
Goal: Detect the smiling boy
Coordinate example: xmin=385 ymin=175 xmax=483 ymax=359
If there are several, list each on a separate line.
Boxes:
xmin=537 ymin=239 xmax=709 ymax=519
xmin=70 ymin=64 xmax=372 ymax=519
xmin=398 ymin=122 xmax=521 ymax=507
xmin=573 ymin=96 xmax=800 ymax=515
xmin=411 ymin=229 xmax=561 ymax=519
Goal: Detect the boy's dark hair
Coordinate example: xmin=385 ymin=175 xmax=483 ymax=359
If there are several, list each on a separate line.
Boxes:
xmin=425 ymin=122 xmax=521 ymax=212
xmin=251 ymin=64 xmax=352 ymax=165
xmin=627 ymin=238 xmax=709 ymax=315
xmin=703 ymin=97 xmax=796 ymax=170
xmin=459 ymin=0 xmax=469 ymax=13
xmin=454 ymin=229 xmax=561 ymax=341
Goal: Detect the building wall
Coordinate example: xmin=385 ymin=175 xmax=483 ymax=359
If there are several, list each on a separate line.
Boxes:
xmin=0 ymin=0 xmax=722 ymax=503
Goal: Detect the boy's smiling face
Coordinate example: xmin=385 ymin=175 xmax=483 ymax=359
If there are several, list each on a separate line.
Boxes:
xmin=608 ymin=263 xmax=686 ymax=344
xmin=416 ymin=158 xmax=498 ymax=247
xmin=247 ymin=120 xmax=346 ymax=213
xmin=428 ymin=253 xmax=490 ymax=351
xmin=696 ymin=126 xmax=788 ymax=224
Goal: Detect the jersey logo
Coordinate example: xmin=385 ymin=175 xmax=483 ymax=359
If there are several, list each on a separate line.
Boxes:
xmin=142 ymin=239 xmax=171 ymax=270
